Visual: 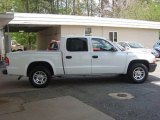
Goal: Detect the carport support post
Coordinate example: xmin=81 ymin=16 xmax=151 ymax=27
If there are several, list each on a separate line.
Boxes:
xmin=0 ymin=29 xmax=5 ymax=59
xmin=5 ymin=25 xmax=11 ymax=53
xmin=0 ymin=29 xmax=3 ymax=61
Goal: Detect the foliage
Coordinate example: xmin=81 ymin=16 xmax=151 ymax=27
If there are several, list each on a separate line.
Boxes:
xmin=11 ymin=32 xmax=37 ymax=50
xmin=120 ymin=0 xmax=160 ymax=21
xmin=0 ymin=0 xmax=160 ymax=49
xmin=0 ymin=0 xmax=160 ymax=20
xmin=0 ymin=0 xmax=15 ymax=12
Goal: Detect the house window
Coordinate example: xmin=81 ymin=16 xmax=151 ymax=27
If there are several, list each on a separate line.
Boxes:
xmin=109 ymin=32 xmax=117 ymax=42
xmin=85 ymin=27 xmax=92 ymax=36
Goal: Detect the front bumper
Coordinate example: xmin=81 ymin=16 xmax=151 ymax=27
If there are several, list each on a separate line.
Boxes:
xmin=2 ymin=69 xmax=8 ymax=75
xmin=149 ymin=63 xmax=157 ymax=72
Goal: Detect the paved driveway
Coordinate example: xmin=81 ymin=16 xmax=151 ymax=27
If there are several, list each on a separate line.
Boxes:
xmin=0 ymin=61 xmax=160 ymax=120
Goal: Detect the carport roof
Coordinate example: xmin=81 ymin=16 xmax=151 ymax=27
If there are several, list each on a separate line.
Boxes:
xmin=9 ymin=13 xmax=160 ymax=30
xmin=0 ymin=13 xmax=14 ymax=29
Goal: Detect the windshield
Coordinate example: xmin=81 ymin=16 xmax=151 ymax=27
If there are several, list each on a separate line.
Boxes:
xmin=128 ymin=42 xmax=143 ymax=48
xmin=114 ymin=43 xmax=125 ymax=51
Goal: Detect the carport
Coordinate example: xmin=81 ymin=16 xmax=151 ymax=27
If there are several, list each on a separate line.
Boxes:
xmin=7 ymin=25 xmax=60 ymax=50
xmin=7 ymin=13 xmax=61 ymax=51
xmin=0 ymin=13 xmax=14 ymax=59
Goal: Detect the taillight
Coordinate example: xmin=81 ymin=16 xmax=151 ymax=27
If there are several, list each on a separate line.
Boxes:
xmin=5 ymin=57 xmax=9 ymax=65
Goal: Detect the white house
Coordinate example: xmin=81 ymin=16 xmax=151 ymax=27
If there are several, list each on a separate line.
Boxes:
xmin=1 ymin=13 xmax=160 ymax=52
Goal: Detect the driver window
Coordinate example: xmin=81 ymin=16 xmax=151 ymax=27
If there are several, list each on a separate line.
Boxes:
xmin=92 ymin=38 xmax=113 ymax=51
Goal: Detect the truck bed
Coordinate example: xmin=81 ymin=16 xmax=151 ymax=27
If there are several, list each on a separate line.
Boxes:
xmin=7 ymin=51 xmax=64 ymax=76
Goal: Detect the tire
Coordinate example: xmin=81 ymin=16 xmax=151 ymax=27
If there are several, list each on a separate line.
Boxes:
xmin=128 ymin=63 xmax=148 ymax=83
xmin=29 ymin=66 xmax=51 ymax=88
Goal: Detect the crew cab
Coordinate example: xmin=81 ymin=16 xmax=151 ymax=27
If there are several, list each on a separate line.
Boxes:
xmin=2 ymin=36 xmax=157 ymax=88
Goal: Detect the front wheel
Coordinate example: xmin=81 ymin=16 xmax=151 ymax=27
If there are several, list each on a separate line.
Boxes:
xmin=128 ymin=63 xmax=148 ymax=83
xmin=29 ymin=66 xmax=51 ymax=88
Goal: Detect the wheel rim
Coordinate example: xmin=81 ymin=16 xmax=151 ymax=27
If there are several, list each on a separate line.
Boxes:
xmin=133 ymin=67 xmax=145 ymax=81
xmin=33 ymin=71 xmax=47 ymax=85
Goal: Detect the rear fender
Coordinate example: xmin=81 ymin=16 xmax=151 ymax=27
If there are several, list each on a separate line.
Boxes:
xmin=25 ymin=60 xmax=56 ymax=76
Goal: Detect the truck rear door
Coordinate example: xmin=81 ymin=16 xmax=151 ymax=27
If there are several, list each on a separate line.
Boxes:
xmin=63 ymin=37 xmax=92 ymax=75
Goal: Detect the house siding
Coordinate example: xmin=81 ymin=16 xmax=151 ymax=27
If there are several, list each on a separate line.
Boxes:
xmin=61 ymin=25 xmax=159 ymax=48
xmin=61 ymin=25 xmax=84 ymax=36
xmin=103 ymin=27 xmax=159 ymax=48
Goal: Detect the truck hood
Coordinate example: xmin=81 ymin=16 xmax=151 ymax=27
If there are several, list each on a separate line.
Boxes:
xmin=126 ymin=50 xmax=156 ymax=63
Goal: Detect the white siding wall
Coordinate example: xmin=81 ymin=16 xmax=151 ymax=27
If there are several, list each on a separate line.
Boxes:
xmin=61 ymin=25 xmax=84 ymax=36
xmin=37 ymin=26 xmax=60 ymax=50
xmin=61 ymin=25 xmax=159 ymax=48
xmin=92 ymin=26 xmax=103 ymax=36
xmin=103 ymin=27 xmax=159 ymax=48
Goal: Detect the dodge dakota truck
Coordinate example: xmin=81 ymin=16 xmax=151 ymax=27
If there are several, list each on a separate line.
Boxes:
xmin=2 ymin=36 xmax=157 ymax=88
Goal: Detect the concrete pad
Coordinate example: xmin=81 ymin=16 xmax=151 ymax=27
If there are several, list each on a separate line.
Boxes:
xmin=0 ymin=68 xmax=37 ymax=94
xmin=0 ymin=96 xmax=115 ymax=120
xmin=0 ymin=97 xmax=24 ymax=115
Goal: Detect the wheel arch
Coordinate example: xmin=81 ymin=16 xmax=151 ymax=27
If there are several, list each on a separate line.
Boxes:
xmin=27 ymin=61 xmax=54 ymax=76
xmin=127 ymin=60 xmax=149 ymax=73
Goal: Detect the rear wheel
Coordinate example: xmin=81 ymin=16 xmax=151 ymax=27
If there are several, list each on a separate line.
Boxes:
xmin=128 ymin=63 xmax=148 ymax=83
xmin=29 ymin=66 xmax=51 ymax=88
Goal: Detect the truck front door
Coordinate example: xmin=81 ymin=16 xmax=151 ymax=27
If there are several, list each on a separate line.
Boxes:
xmin=63 ymin=37 xmax=92 ymax=75
xmin=91 ymin=38 xmax=127 ymax=74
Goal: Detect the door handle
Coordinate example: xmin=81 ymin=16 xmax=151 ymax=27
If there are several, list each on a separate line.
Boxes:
xmin=92 ymin=55 xmax=98 ymax=58
xmin=66 ymin=56 xmax=72 ymax=59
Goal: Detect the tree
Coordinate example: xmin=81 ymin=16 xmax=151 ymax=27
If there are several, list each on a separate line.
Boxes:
xmin=1 ymin=0 xmax=160 ymax=51
xmin=11 ymin=32 xmax=36 ymax=50
xmin=120 ymin=0 xmax=160 ymax=21
xmin=0 ymin=0 xmax=16 ymax=12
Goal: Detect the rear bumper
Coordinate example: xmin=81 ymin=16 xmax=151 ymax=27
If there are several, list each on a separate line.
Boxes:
xmin=149 ymin=63 xmax=157 ymax=72
xmin=2 ymin=69 xmax=8 ymax=75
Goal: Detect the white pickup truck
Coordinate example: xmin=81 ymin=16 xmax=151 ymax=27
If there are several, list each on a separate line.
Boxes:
xmin=2 ymin=36 xmax=157 ymax=88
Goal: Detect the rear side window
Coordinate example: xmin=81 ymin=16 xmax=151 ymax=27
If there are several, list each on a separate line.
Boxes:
xmin=66 ymin=38 xmax=88 ymax=51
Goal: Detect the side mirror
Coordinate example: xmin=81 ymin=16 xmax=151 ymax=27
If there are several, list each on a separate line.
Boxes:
xmin=125 ymin=47 xmax=130 ymax=50
xmin=110 ymin=47 xmax=117 ymax=52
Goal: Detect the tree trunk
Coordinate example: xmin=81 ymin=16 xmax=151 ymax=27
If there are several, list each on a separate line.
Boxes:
xmin=101 ymin=0 xmax=104 ymax=17
xmin=91 ymin=0 xmax=93 ymax=16
xmin=86 ymin=0 xmax=90 ymax=16
xmin=66 ymin=0 xmax=68 ymax=14
xmin=73 ymin=0 xmax=76 ymax=15
xmin=56 ymin=0 xmax=59 ymax=13
xmin=26 ymin=0 xmax=29 ymax=12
